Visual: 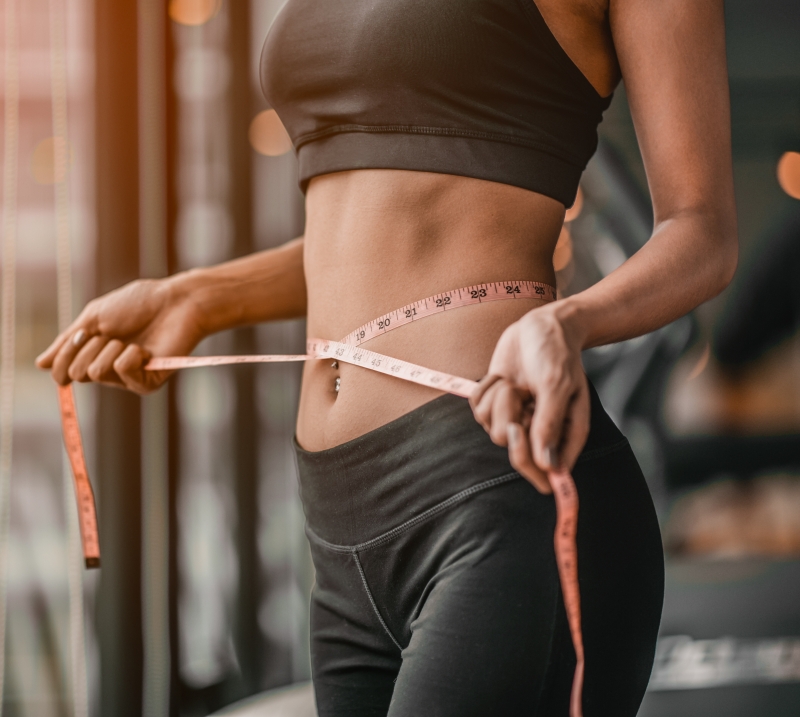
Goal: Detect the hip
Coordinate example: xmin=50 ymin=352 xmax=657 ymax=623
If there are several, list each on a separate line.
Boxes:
xmin=294 ymin=380 xmax=655 ymax=548
xmin=296 ymin=295 xmax=548 ymax=450
xmin=296 ymin=382 xmax=664 ymax=717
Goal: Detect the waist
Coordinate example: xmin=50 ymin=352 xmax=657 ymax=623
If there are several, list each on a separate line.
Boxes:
xmin=295 ymin=382 xmax=626 ymax=547
xmin=297 ymin=293 xmax=550 ymax=450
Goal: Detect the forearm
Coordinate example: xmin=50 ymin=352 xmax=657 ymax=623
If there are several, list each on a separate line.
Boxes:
xmin=556 ymin=0 xmax=740 ymax=351
xmin=554 ymin=209 xmax=737 ymax=350
xmin=168 ymin=236 xmax=307 ymax=338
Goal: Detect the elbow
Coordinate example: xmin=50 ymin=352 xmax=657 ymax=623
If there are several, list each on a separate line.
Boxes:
xmin=707 ymin=220 xmax=738 ymax=297
xmin=720 ymin=237 xmax=738 ymax=288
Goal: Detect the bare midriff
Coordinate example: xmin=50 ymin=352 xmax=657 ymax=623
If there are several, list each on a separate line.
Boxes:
xmin=296 ymin=169 xmax=566 ymax=451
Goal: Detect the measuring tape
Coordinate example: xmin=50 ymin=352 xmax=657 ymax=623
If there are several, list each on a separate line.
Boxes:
xmin=58 ymin=278 xmax=585 ymax=716
xmin=58 ymin=384 xmax=100 ymax=568
xmin=58 ymin=385 xmax=101 ymax=568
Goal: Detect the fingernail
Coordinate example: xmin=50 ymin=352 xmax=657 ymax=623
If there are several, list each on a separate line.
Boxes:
xmin=508 ymin=424 xmax=520 ymax=445
xmin=72 ymin=329 xmax=86 ymax=347
xmin=546 ymin=444 xmax=560 ymax=469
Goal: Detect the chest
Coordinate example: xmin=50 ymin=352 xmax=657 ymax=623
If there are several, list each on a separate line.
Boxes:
xmin=264 ymin=0 xmax=618 ymax=102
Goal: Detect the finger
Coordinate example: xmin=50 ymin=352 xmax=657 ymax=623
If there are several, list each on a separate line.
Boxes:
xmin=558 ymin=377 xmax=591 ymax=472
xmin=530 ymin=377 xmax=574 ymax=472
xmin=36 ymin=331 xmax=71 ymax=369
xmin=472 ymin=377 xmax=504 ymax=431
xmin=487 ymin=382 xmax=524 ymax=447
xmin=87 ymin=339 xmax=126 ymax=385
xmin=50 ymin=328 xmax=92 ymax=385
xmin=508 ymin=423 xmax=552 ymax=494
xmin=469 ymin=374 xmax=502 ymax=411
xmin=36 ymin=299 xmax=101 ymax=369
xmin=68 ymin=336 xmax=109 ymax=382
xmin=114 ymin=344 xmax=156 ymax=394
xmin=520 ymin=395 xmax=535 ymax=432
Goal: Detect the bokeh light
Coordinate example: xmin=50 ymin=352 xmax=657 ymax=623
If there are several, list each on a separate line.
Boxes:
xmin=248 ymin=110 xmax=293 ymax=157
xmin=553 ymin=225 xmax=573 ymax=272
xmin=777 ymin=151 xmax=800 ymax=200
xmin=169 ymin=0 xmax=221 ymax=27
xmin=564 ymin=186 xmax=583 ymax=222
xmin=30 ymin=136 xmax=73 ymax=184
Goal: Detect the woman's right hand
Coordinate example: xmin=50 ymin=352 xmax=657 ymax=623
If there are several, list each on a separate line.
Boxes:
xmin=35 ymin=276 xmax=205 ymax=395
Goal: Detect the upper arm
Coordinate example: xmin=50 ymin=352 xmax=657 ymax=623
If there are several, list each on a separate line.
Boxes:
xmin=610 ymin=0 xmax=736 ymax=237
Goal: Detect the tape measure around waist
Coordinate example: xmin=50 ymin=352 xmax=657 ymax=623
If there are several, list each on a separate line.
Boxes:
xmin=148 ymin=280 xmax=557 ymax=396
xmin=58 ymin=278 xmax=585 ymax=716
xmin=149 ymin=341 xmax=478 ymax=397
xmin=339 ymin=280 xmax=557 ymax=346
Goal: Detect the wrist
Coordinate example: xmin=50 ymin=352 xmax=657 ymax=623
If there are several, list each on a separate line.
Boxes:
xmin=548 ymin=296 xmax=591 ymax=352
xmin=162 ymin=268 xmax=213 ymax=339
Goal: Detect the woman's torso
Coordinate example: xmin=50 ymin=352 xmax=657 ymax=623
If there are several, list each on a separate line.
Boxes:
xmin=292 ymin=0 xmax=619 ymax=450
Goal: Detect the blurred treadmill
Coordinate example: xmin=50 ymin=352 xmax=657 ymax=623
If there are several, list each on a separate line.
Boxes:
xmin=640 ymin=559 xmax=800 ymax=716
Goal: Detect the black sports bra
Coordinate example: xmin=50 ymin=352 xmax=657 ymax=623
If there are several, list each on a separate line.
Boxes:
xmin=260 ymin=0 xmax=613 ymax=207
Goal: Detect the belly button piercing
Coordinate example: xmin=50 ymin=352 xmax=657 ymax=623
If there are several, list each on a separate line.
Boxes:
xmin=334 ymin=377 xmax=341 ymax=393
xmin=331 ymin=360 xmax=339 ymax=369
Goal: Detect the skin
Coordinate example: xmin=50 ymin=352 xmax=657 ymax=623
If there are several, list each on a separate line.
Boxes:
xmin=37 ymin=0 xmax=737 ymax=495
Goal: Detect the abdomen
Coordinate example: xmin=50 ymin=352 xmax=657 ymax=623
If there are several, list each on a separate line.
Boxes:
xmin=296 ymin=169 xmax=565 ymax=450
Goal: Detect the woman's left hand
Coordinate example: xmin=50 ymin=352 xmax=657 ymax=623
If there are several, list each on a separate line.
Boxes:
xmin=469 ymin=305 xmax=590 ymax=494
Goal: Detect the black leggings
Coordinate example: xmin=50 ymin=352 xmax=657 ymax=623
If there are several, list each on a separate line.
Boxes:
xmin=294 ymin=386 xmax=664 ymax=717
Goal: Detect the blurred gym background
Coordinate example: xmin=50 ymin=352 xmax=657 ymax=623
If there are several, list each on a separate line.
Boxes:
xmin=0 ymin=0 xmax=798 ymax=715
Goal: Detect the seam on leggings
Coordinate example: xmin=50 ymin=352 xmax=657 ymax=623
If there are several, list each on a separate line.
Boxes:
xmin=353 ymin=551 xmax=403 ymax=651
xmin=306 ymin=471 xmax=522 ymax=553
xmin=575 ymin=438 xmax=629 ymax=464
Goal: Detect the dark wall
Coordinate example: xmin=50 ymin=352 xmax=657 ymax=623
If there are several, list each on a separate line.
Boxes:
xmin=94 ymin=3 xmax=143 ymax=717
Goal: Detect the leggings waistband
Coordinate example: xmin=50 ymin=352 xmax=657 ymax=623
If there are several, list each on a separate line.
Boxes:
xmin=294 ymin=381 xmax=625 ymax=547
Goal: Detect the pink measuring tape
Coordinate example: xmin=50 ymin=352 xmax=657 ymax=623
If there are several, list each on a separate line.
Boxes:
xmin=59 ymin=279 xmax=585 ymax=716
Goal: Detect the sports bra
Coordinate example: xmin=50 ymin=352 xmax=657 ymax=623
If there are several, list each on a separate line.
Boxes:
xmin=260 ymin=0 xmax=614 ymax=207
